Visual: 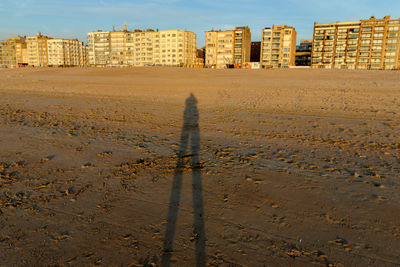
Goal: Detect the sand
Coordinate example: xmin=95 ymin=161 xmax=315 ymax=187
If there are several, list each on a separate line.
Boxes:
xmin=0 ymin=67 xmax=399 ymax=266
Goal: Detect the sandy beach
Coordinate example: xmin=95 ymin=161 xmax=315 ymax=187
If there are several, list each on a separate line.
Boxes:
xmin=0 ymin=67 xmax=400 ymax=266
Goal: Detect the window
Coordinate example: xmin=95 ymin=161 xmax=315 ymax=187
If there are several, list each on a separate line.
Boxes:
xmin=388 ymin=33 xmax=398 ymax=38
xmin=373 ymin=33 xmax=384 ymax=38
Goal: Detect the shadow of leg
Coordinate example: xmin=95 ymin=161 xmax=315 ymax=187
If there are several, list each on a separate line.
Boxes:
xmin=190 ymin=125 xmax=206 ymax=267
xmin=161 ymin=160 xmax=184 ymax=267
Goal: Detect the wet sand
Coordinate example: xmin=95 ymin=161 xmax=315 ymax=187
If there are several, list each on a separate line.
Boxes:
xmin=0 ymin=67 xmax=400 ymax=266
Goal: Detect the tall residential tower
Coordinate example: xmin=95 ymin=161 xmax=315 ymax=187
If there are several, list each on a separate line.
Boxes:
xmin=205 ymin=26 xmax=251 ymax=68
xmin=260 ymin=25 xmax=297 ymax=68
xmin=311 ymin=16 xmax=400 ymax=70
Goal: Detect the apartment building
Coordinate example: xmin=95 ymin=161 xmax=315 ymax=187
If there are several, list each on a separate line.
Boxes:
xmin=0 ymin=36 xmax=26 ymax=68
xmin=88 ymin=28 xmax=196 ymax=67
xmin=311 ymin=16 xmax=400 ymax=70
xmin=260 ymin=25 xmax=297 ymax=68
xmin=205 ymin=26 xmax=251 ymax=68
xmin=234 ymin=26 xmax=251 ymax=66
xmin=26 ymin=33 xmax=52 ymax=66
xmin=128 ymin=29 xmax=158 ymax=66
xmin=47 ymin=38 xmax=87 ymax=67
xmin=205 ymin=30 xmax=234 ymax=68
xmin=110 ymin=30 xmax=128 ymax=66
xmin=88 ymin=31 xmax=111 ymax=67
xmin=158 ymin=30 xmax=196 ymax=67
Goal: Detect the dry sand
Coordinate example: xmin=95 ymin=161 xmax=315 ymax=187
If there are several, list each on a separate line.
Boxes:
xmin=0 ymin=67 xmax=399 ymax=266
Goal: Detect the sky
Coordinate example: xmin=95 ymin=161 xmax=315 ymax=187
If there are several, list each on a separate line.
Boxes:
xmin=0 ymin=0 xmax=399 ymax=47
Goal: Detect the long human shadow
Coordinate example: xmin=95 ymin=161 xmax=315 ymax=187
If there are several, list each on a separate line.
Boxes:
xmin=161 ymin=93 xmax=206 ymax=267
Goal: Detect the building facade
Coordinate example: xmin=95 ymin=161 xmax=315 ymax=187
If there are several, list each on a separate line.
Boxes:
xmin=0 ymin=36 xmax=26 ymax=68
xmin=234 ymin=26 xmax=251 ymax=66
xmin=260 ymin=25 xmax=297 ymax=68
xmin=158 ymin=30 xmax=196 ymax=67
xmin=295 ymin=39 xmax=312 ymax=66
xmin=250 ymin=41 xmax=261 ymax=62
xmin=47 ymin=38 xmax=87 ymax=67
xmin=311 ymin=16 xmax=400 ymax=70
xmin=26 ymin=33 xmax=53 ymax=66
xmin=87 ymin=31 xmax=111 ymax=67
xmin=205 ymin=30 xmax=234 ymax=68
xmin=195 ymin=47 xmax=205 ymax=68
xmin=205 ymin=26 xmax=251 ymax=68
xmin=88 ymin=28 xmax=196 ymax=67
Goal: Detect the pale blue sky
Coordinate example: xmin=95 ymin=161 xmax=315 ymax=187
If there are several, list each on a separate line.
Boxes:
xmin=0 ymin=0 xmax=399 ymax=47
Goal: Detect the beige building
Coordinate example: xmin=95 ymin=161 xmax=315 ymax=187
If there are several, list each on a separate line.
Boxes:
xmin=205 ymin=29 xmax=234 ymax=68
xmin=0 ymin=36 xmax=26 ymax=68
xmin=205 ymin=26 xmax=251 ymax=68
xmin=158 ymin=30 xmax=196 ymax=67
xmin=88 ymin=30 xmax=111 ymax=67
xmin=88 ymin=28 xmax=196 ymax=67
xmin=47 ymin=38 xmax=87 ymax=67
xmin=26 ymin=33 xmax=53 ymax=66
xmin=131 ymin=29 xmax=160 ymax=67
xmin=312 ymin=16 xmax=400 ymax=70
xmin=110 ymin=30 xmax=128 ymax=66
xmin=260 ymin=25 xmax=297 ymax=68
xmin=1 ymin=34 xmax=87 ymax=68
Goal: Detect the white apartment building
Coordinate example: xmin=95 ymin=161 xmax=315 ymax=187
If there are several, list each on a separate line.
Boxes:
xmin=260 ymin=25 xmax=297 ymax=68
xmin=47 ymin=39 xmax=87 ymax=67
xmin=205 ymin=30 xmax=234 ymax=68
xmin=88 ymin=31 xmax=111 ymax=67
xmin=88 ymin=29 xmax=196 ymax=67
